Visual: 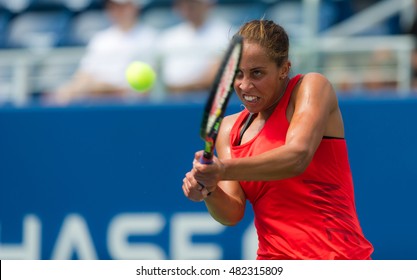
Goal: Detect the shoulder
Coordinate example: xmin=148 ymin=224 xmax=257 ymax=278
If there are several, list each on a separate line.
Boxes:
xmin=87 ymin=27 xmax=114 ymax=46
xmin=296 ymin=72 xmax=336 ymax=97
xmin=219 ymin=112 xmax=241 ymax=135
xmin=223 ymin=112 xmax=241 ymax=127
xmin=299 ymin=72 xmax=332 ymax=86
xmin=160 ymin=23 xmax=189 ymax=39
xmin=207 ymin=18 xmax=232 ymax=31
xmin=135 ymin=24 xmax=158 ymax=37
xmin=157 ymin=23 xmax=188 ymax=47
xmin=204 ymin=19 xmax=233 ymax=41
xmin=292 ymin=72 xmax=339 ymax=111
xmin=130 ymin=25 xmax=158 ymax=47
xmin=216 ymin=112 xmax=241 ymax=152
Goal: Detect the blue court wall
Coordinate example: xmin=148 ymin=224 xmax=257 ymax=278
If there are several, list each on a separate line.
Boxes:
xmin=0 ymin=96 xmax=416 ymax=260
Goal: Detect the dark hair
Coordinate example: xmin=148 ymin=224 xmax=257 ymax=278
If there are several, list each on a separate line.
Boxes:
xmin=237 ymin=20 xmax=289 ymax=67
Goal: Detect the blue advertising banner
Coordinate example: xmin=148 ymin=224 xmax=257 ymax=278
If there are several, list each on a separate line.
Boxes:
xmin=1 ymin=97 xmax=416 ymax=260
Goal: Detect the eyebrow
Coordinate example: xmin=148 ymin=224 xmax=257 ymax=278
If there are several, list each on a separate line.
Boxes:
xmin=238 ymin=66 xmax=267 ymax=72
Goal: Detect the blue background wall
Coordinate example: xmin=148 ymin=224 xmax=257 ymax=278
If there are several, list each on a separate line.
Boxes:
xmin=0 ymin=97 xmax=416 ymax=260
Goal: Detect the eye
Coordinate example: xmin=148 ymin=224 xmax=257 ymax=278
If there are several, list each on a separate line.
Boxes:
xmin=251 ymin=70 xmax=263 ymax=78
xmin=235 ymin=70 xmax=243 ymax=79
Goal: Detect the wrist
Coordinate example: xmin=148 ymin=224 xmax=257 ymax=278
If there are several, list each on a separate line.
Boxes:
xmin=202 ymin=184 xmax=217 ymax=199
xmin=219 ymin=158 xmax=229 ymax=180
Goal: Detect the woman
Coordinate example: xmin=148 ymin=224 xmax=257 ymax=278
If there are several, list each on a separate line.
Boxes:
xmin=182 ymin=20 xmax=373 ymax=259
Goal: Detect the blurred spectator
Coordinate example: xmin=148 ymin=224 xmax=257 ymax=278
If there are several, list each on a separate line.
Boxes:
xmin=49 ymin=0 xmax=158 ymax=105
xmin=402 ymin=0 xmax=417 ymax=89
xmin=345 ymin=0 xmax=402 ymax=93
xmin=157 ymin=0 xmax=232 ymax=95
xmin=362 ymin=47 xmax=398 ymax=92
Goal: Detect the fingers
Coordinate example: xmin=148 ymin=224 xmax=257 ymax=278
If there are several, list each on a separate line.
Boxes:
xmin=183 ymin=154 xmax=220 ymax=201
xmin=194 ymin=151 xmax=204 ymax=161
xmin=182 ymin=173 xmax=204 ymax=202
xmin=201 ymin=188 xmax=211 ymax=198
xmin=196 ymin=181 xmax=213 ymax=198
xmin=182 ymin=183 xmax=190 ymax=197
xmin=182 ymin=183 xmax=203 ymax=202
xmin=197 ymin=181 xmax=205 ymax=191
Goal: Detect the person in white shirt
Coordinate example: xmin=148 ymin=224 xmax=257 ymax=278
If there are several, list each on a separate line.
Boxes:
xmin=52 ymin=0 xmax=158 ymax=104
xmin=157 ymin=0 xmax=232 ymax=95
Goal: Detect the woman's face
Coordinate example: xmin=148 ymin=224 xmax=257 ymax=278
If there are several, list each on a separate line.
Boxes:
xmin=174 ymin=0 xmax=210 ymax=27
xmin=234 ymin=41 xmax=286 ymax=114
xmin=106 ymin=1 xmax=139 ymax=29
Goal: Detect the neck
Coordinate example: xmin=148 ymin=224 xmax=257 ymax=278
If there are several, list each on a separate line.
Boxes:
xmin=118 ymin=20 xmax=137 ymax=32
xmin=261 ymin=77 xmax=290 ymax=119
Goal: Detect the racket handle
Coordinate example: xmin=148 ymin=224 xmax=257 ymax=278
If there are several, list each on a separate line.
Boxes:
xmin=200 ymin=151 xmax=213 ymax=164
xmin=199 ymin=152 xmax=213 ymax=196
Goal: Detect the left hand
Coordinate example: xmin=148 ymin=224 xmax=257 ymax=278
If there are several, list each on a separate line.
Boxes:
xmin=182 ymin=169 xmax=206 ymax=202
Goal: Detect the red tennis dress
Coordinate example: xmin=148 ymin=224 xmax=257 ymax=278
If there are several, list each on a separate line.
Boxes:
xmin=230 ymin=75 xmax=374 ymax=259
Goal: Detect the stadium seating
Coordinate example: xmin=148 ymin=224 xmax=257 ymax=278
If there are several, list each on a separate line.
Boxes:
xmin=0 ymin=0 xmax=366 ymax=49
xmin=0 ymin=0 xmax=102 ymax=48
xmin=0 ymin=0 xmax=412 ymax=104
xmin=210 ymin=1 xmax=268 ymax=28
xmin=64 ymin=9 xmax=110 ymax=46
xmin=5 ymin=10 xmax=72 ymax=48
xmin=0 ymin=8 xmax=11 ymax=48
xmin=140 ymin=1 xmax=181 ymax=31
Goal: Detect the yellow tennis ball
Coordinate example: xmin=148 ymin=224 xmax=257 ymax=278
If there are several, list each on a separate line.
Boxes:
xmin=125 ymin=61 xmax=156 ymax=93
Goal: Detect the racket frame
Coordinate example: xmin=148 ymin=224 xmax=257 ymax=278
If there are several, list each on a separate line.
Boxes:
xmin=200 ymin=35 xmax=243 ymax=163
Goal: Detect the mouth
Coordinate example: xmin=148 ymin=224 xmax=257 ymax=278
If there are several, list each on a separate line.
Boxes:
xmin=243 ymin=94 xmax=259 ymax=103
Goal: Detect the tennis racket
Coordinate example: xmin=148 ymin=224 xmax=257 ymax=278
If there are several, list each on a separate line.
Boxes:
xmin=200 ymin=35 xmax=243 ymax=164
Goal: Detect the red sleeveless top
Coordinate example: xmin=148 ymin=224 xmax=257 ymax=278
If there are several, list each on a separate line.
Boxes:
xmin=230 ymin=75 xmax=373 ymax=259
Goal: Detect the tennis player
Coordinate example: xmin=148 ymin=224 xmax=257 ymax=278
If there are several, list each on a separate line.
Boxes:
xmin=182 ymin=20 xmax=374 ymax=260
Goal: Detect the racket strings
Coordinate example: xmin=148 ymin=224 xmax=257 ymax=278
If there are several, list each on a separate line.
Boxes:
xmin=206 ymin=45 xmax=242 ymax=136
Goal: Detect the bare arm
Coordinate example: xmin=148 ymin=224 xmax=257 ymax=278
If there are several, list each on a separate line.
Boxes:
xmin=194 ymin=73 xmax=341 ymax=183
xmin=182 ymin=113 xmax=246 ymax=226
xmin=202 ymin=114 xmax=246 ymax=226
xmin=223 ymin=73 xmax=339 ymax=180
xmin=52 ymin=71 xmax=130 ymax=104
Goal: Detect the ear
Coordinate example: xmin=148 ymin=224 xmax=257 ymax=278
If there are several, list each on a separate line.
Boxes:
xmin=280 ymin=61 xmax=291 ymax=79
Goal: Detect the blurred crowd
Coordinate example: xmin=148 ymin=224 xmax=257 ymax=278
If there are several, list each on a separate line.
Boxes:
xmin=0 ymin=0 xmax=416 ymax=105
xmin=48 ymin=0 xmax=235 ymax=104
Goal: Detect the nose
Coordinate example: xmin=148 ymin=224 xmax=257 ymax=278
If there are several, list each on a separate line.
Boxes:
xmin=237 ymin=77 xmax=253 ymax=91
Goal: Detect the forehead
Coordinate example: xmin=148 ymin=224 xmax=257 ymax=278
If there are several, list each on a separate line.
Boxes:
xmin=240 ymin=42 xmax=272 ymax=67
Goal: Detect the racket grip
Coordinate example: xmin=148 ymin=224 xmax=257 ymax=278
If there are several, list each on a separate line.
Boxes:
xmin=200 ymin=152 xmax=213 ymax=164
xmin=199 ymin=152 xmax=213 ymax=196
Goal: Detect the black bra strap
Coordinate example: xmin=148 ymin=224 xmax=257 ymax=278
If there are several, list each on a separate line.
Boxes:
xmin=238 ymin=113 xmax=256 ymax=145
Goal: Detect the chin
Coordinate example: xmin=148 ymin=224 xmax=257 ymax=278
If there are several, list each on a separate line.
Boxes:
xmin=244 ymin=105 xmax=260 ymax=114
